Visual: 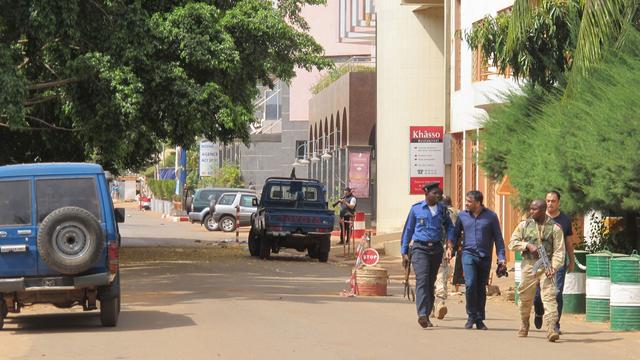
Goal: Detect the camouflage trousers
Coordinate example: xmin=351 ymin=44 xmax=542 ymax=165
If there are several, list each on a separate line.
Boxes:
xmin=434 ymin=259 xmax=451 ymax=307
xmin=518 ymin=260 xmax=558 ymax=328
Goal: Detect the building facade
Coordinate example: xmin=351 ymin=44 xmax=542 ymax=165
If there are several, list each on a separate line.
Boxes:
xmin=221 ymin=0 xmax=374 ymax=195
xmin=376 ymin=1 xmax=447 ymax=233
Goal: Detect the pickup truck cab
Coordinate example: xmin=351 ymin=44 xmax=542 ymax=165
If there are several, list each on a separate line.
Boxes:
xmin=212 ymin=192 xmax=258 ymax=232
xmin=249 ymin=177 xmax=334 ymax=262
xmin=0 ymin=163 xmax=124 ymax=328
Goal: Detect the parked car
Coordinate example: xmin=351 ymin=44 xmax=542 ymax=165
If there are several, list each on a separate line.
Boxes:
xmin=212 ymin=192 xmax=259 ymax=232
xmin=187 ymin=187 xmax=253 ymax=231
xmin=0 ymin=163 xmax=125 ymax=328
xmin=249 ymin=177 xmax=334 ymax=262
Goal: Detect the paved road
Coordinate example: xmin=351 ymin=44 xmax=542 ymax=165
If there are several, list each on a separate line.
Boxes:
xmin=2 ymin=205 xmax=639 ymax=359
xmin=119 ymin=202 xmax=250 ymax=246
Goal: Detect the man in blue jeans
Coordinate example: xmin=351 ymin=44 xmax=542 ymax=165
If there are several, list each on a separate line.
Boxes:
xmin=401 ymin=182 xmax=455 ymax=329
xmin=446 ymin=190 xmax=506 ymax=330
xmin=533 ymin=191 xmax=575 ymax=333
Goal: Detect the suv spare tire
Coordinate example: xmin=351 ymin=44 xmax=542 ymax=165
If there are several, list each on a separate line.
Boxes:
xmin=37 ymin=207 xmax=104 ymax=275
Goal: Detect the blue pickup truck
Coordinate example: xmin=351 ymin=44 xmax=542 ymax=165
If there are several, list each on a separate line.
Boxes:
xmin=249 ymin=177 xmax=335 ymax=262
xmin=0 ymin=163 xmax=124 ymax=328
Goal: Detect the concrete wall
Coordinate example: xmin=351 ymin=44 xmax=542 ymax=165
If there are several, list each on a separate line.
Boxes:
xmin=376 ymin=3 xmax=446 ymax=234
xmin=308 ymin=72 xmax=376 ymax=222
xmin=289 ymin=0 xmax=374 ymax=122
xmin=223 ymin=84 xmax=309 ymax=194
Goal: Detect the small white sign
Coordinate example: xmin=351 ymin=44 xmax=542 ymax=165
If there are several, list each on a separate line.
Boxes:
xmin=199 ymin=140 xmax=219 ymax=177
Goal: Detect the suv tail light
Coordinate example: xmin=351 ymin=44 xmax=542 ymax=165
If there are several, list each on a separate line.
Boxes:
xmin=108 ymin=241 xmax=119 ymax=274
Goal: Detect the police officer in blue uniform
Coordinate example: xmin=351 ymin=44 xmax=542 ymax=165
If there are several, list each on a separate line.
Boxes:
xmin=401 ymin=182 xmax=455 ymax=328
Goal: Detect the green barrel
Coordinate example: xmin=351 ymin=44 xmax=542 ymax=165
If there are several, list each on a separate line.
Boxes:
xmin=514 ymin=251 xmax=522 ymax=305
xmin=586 ymin=251 xmax=625 ymax=322
xmin=563 ymin=250 xmax=587 ymax=314
xmin=610 ymin=253 xmax=640 ymax=330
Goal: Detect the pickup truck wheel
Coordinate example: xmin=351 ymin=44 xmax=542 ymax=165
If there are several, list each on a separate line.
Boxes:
xmin=37 ymin=207 xmax=104 ymax=275
xmin=203 ymin=214 xmax=218 ymax=231
xmin=259 ymin=237 xmax=271 ymax=260
xmin=248 ymin=228 xmax=260 ymax=257
xmin=317 ymin=235 xmax=331 ymax=262
xmin=220 ymin=216 xmax=236 ymax=232
xmin=307 ymin=246 xmax=319 ymax=259
xmin=318 ymin=251 xmax=329 ymax=263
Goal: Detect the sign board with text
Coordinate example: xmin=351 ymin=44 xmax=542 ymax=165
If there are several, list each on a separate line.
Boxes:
xmin=361 ymin=248 xmax=380 ymax=267
xmin=348 ymin=150 xmax=371 ymax=198
xmin=199 ymin=140 xmax=219 ymax=177
xmin=409 ymin=126 xmax=444 ymax=194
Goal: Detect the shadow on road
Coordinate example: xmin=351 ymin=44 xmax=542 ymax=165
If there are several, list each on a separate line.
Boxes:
xmin=5 ymin=309 xmax=195 ymax=334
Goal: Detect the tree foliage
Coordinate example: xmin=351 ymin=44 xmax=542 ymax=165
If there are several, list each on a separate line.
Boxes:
xmin=466 ymin=0 xmax=582 ymax=88
xmin=0 ymin=0 xmax=330 ymax=174
xmin=481 ymin=27 xmax=640 ymax=215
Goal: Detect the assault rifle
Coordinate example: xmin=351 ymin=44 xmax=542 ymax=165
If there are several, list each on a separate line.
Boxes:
xmin=332 ymin=196 xmax=346 ymax=207
xmin=403 ymin=253 xmax=415 ymax=302
xmin=531 ymin=246 xmax=556 ymax=285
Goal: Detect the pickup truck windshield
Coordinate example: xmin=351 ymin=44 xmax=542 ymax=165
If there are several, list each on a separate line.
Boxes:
xmin=267 ymin=184 xmax=319 ymax=202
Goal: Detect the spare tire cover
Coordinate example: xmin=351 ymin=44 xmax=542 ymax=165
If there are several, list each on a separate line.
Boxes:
xmin=37 ymin=206 xmax=104 ymax=275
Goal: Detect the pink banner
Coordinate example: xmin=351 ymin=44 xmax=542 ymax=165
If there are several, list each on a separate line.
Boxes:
xmin=348 ymin=150 xmax=370 ymax=198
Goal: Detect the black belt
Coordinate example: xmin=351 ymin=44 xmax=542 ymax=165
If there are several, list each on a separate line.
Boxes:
xmin=412 ymin=240 xmax=443 ymax=247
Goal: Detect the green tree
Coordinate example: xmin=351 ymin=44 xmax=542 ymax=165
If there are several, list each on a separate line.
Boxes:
xmin=0 ymin=0 xmax=330 ymax=174
xmin=466 ymin=0 xmax=639 ymax=88
xmin=480 ymin=28 xmax=640 ymax=249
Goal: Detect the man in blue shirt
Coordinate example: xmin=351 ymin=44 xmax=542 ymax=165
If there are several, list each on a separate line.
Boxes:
xmin=446 ymin=190 xmax=506 ymax=330
xmin=401 ymin=182 xmax=455 ymax=328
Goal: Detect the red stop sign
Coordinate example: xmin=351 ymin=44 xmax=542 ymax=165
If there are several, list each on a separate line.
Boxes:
xmin=361 ymin=248 xmax=380 ymax=266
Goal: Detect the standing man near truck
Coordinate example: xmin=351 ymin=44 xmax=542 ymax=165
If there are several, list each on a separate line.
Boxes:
xmin=337 ymin=187 xmax=357 ymax=245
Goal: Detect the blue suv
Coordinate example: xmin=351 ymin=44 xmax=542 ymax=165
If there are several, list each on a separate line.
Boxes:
xmin=0 ymin=163 xmax=124 ymax=328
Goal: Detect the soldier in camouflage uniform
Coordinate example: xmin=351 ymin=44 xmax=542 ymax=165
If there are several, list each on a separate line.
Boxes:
xmin=509 ymin=200 xmax=565 ymax=342
xmin=433 ymin=195 xmax=459 ymax=319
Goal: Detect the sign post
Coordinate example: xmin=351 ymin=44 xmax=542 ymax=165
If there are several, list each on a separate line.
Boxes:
xmin=199 ymin=140 xmax=219 ymax=177
xmin=409 ymin=126 xmax=444 ymax=194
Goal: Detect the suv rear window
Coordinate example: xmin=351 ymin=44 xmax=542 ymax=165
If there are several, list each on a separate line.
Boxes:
xmin=218 ymin=194 xmax=236 ymax=206
xmin=268 ymin=184 xmax=319 ymax=201
xmin=0 ymin=180 xmax=32 ymax=226
xmin=36 ymin=178 xmax=102 ymax=223
xmin=198 ymin=190 xmax=219 ymax=201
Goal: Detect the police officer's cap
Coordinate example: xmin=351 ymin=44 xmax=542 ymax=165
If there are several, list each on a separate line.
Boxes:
xmin=422 ymin=182 xmax=440 ymax=193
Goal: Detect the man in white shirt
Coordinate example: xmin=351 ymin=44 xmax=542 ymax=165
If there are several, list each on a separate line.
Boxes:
xmin=337 ymin=187 xmax=357 ymax=244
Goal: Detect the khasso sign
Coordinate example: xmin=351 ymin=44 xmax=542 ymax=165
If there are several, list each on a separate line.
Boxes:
xmin=199 ymin=140 xmax=219 ymax=177
xmin=409 ymin=126 xmax=444 ymax=195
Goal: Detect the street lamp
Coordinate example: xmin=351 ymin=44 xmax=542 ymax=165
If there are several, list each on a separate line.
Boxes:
xmin=321 ymin=151 xmax=332 ymax=160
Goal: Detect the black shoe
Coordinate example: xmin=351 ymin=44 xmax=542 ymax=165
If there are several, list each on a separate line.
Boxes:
xmin=337 ymin=241 xmax=344 ymax=245
xmin=476 ymin=320 xmax=488 ymax=330
xmin=534 ymin=314 xmax=543 ymax=330
xmin=418 ymin=316 xmax=430 ymax=328
xmin=465 ymin=319 xmax=474 ymax=329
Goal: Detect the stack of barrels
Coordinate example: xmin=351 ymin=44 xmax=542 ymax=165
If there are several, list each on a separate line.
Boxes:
xmin=585 ymin=250 xmax=640 ymax=330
